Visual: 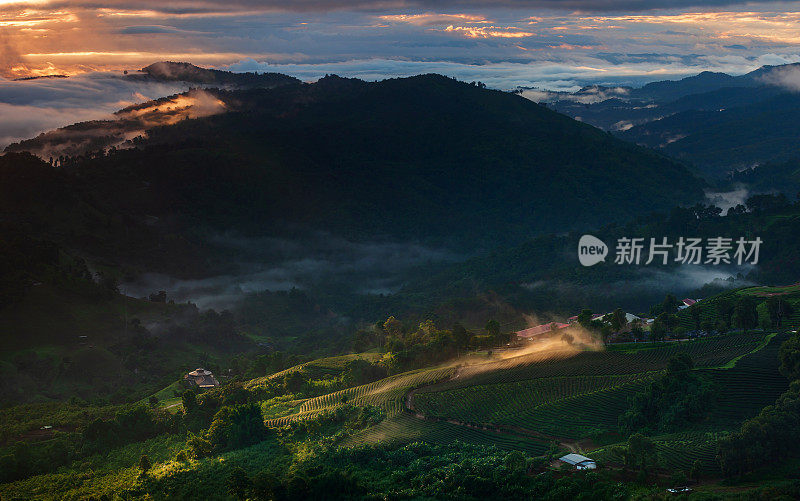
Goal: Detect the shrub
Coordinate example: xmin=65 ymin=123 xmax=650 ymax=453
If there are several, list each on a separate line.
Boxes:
xmin=207 ymin=403 xmax=268 ymax=451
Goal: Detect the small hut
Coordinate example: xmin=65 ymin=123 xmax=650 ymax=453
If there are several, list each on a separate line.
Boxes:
xmin=184 ymin=368 xmax=219 ymax=388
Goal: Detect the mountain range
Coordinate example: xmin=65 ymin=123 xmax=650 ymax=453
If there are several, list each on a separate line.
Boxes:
xmin=4 ymin=65 xmax=704 ymax=259
xmin=545 ymin=63 xmax=800 ymax=179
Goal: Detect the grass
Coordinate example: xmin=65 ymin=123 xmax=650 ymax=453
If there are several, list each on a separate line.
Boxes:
xmin=678 ymin=284 xmax=800 ymax=330
xmin=265 ymin=366 xmax=455 ymax=427
xmin=0 ymin=434 xmax=186 ymax=500
xmin=717 ymin=332 xmax=776 ymax=369
xmin=0 ymin=283 xmax=188 ymax=353
xmin=140 ymin=380 xmax=184 ymax=407
xmin=0 ymin=326 xmax=790 ymax=498
xmin=0 ymin=401 xmax=125 ymax=444
xmin=406 ymin=331 xmax=783 ymax=444
xmin=252 ymin=331 xmax=782 ymax=458
xmin=343 ymin=414 xmax=551 ymax=456
xmin=244 ymin=352 xmax=382 ymax=389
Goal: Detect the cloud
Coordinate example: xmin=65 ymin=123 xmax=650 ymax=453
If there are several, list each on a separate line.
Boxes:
xmin=118 ymin=25 xmax=191 ymax=34
xmin=0 ymin=71 xmax=204 ymax=149
xmin=222 ymin=53 xmax=798 ymax=91
xmin=759 ymin=63 xmax=800 ymax=91
xmin=9 ymin=1 xmax=800 ymax=15
xmin=8 ymin=89 xmax=228 ymax=158
xmin=0 ymin=103 xmax=109 ymax=149
xmin=3 ymin=1 xmax=800 ymax=144
xmin=705 ymin=186 xmax=749 ymax=211
xmin=123 ymin=232 xmax=459 ymax=309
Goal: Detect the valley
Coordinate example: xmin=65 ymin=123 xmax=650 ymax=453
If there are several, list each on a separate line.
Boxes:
xmin=4 ymin=61 xmax=800 ymax=499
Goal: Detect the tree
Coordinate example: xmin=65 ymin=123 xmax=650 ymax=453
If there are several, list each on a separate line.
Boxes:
xmin=383 ymin=316 xmax=402 ymax=337
xmin=716 ymin=298 xmax=735 ymax=326
xmin=138 ymin=454 xmax=151 ymax=476
xmin=690 ymin=307 xmax=701 ymax=330
xmin=746 ymin=193 xmax=789 ymax=213
xmin=779 ymin=333 xmax=800 ymax=381
xmin=650 ymin=320 xmax=666 ymax=342
xmin=485 ymin=319 xmax=500 ymax=337
xmin=342 ymin=359 xmax=386 ymax=386
xmin=186 ymin=431 xmax=212 ymax=459
xmin=658 ymin=313 xmax=679 ymax=332
xmin=626 ymin=433 xmax=656 ymax=471
xmin=226 ymin=467 xmax=252 ymax=500
xmin=600 ymin=323 xmax=613 ymax=345
xmin=452 ymin=322 xmax=470 ymax=350
xmin=207 ymin=403 xmax=268 ymax=452
xmin=181 ymin=390 xmax=198 ymax=413
xmin=767 ymin=297 xmax=793 ymax=329
xmin=561 ymin=332 xmax=575 ymax=345
xmin=662 ymin=294 xmax=680 ymax=315
xmin=718 ymin=380 xmax=800 ymax=476
xmin=252 ymin=470 xmax=283 ymax=500
xmin=283 ymin=370 xmax=306 ymax=394
xmin=504 ymin=450 xmax=528 ymax=475
xmin=733 ymin=297 xmax=758 ymax=332
xmin=577 ymin=309 xmax=593 ymax=329
xmin=620 ymin=354 xmax=714 ymax=434
xmin=610 ymin=308 xmax=627 ymax=332
xmin=690 ymin=459 xmax=702 ymax=482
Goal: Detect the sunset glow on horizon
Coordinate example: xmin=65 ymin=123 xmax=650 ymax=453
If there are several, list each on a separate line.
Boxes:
xmin=0 ymin=0 xmax=798 ymax=84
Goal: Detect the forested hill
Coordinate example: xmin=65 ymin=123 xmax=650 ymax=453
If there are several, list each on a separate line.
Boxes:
xmin=10 ymin=72 xmax=704 ymax=249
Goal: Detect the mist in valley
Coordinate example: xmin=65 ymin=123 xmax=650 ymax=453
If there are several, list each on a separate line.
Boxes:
xmin=122 ymin=231 xmax=460 ymax=310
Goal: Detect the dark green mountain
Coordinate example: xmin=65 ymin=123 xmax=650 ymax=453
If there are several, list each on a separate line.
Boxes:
xmin=133 ymin=61 xmax=300 ymax=88
xmin=620 ymin=92 xmax=800 ymax=177
xmin=15 ymin=72 xmax=702 ymax=252
xmin=549 ymin=63 xmax=800 ymax=179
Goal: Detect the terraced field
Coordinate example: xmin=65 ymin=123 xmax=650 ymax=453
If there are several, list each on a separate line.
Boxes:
xmin=678 ymin=284 xmax=800 ymax=330
xmin=584 ymin=332 xmax=789 ymax=473
xmin=593 ymin=431 xmax=724 ymax=474
xmin=244 ymin=353 xmax=381 ymax=389
xmin=703 ymin=331 xmax=790 ymax=426
xmin=265 ymin=366 xmax=455 ymax=427
xmin=411 ymin=332 xmax=782 ymax=441
xmin=256 ymin=330 xmax=787 ymax=465
xmin=432 ymin=333 xmax=762 ymax=392
xmin=343 ymin=414 xmax=551 ymax=456
xmin=415 ymin=373 xmax=656 ymax=432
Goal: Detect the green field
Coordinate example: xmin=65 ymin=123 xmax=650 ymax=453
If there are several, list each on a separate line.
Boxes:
xmin=1 ymin=320 xmax=793 ymax=498
xmin=251 ymin=330 xmax=786 ymax=466
xmin=678 ymin=284 xmax=800 ymax=330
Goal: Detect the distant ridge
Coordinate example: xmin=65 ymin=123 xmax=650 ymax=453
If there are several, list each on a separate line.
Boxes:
xmin=5 ymin=67 xmax=705 ymax=248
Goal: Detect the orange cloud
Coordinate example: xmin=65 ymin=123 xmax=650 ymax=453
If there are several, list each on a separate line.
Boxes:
xmin=378 ymin=13 xmax=488 ymax=26
xmin=547 ymin=43 xmax=595 ymax=50
xmin=443 ymin=25 xmax=535 ymax=39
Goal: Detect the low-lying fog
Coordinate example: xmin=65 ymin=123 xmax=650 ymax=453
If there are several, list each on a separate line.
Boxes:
xmin=122 ymin=232 xmax=460 ymax=309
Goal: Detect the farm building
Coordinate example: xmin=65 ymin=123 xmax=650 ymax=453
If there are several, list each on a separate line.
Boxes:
xmin=184 ymin=368 xmax=219 ymax=388
xmin=567 ymin=313 xmax=604 ymax=323
xmin=516 ymin=322 xmax=569 ymax=341
xmin=559 ymin=453 xmax=597 ymax=470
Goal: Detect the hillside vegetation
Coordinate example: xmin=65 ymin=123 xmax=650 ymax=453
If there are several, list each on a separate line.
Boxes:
xmin=3 ymin=322 xmax=799 ymax=499
xmin=6 ymin=73 xmax=704 ymax=249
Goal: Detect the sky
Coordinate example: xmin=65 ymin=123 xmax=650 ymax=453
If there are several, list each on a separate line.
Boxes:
xmin=4 ymin=0 xmax=800 ymax=145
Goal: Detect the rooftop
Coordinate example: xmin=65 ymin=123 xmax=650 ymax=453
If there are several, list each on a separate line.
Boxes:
xmin=559 ymin=453 xmax=595 ymax=465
